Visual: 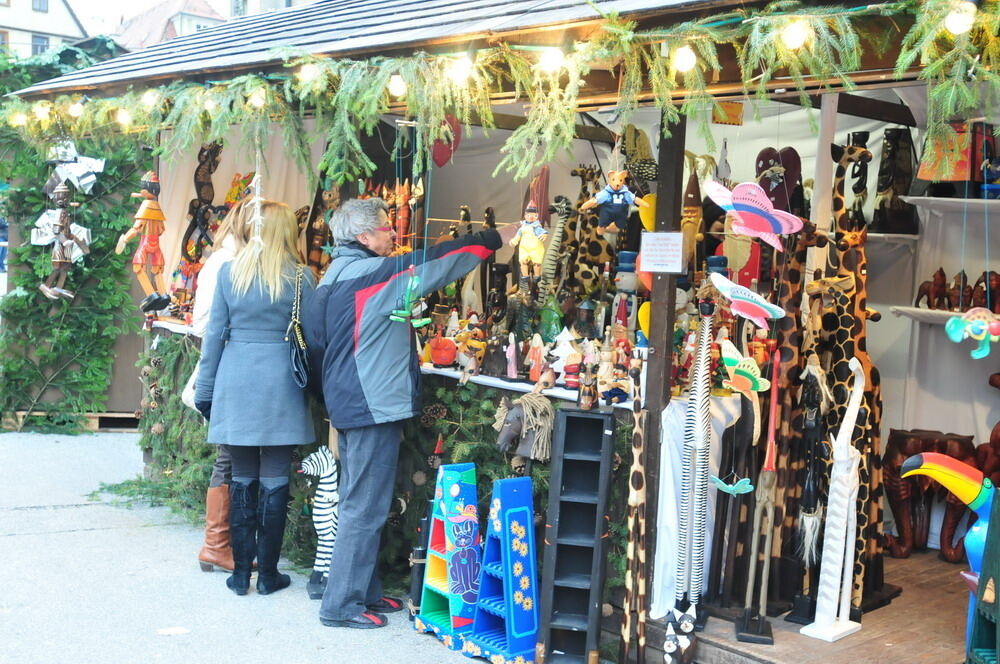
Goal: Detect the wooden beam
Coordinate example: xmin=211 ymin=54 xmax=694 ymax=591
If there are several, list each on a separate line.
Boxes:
xmin=776 ymin=92 xmax=916 ymax=127
xmin=469 ymin=111 xmax=615 ymax=144
xmin=641 ymin=114 xmax=687 ymax=649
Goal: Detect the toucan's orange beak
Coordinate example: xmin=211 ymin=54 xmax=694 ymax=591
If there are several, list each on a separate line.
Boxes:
xmin=902 ymin=453 xmax=985 ymax=508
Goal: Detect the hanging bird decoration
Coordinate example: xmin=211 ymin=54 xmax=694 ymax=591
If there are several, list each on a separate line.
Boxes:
xmin=710 ymin=272 xmax=786 ymax=329
xmin=719 ymin=339 xmax=771 ymax=396
xmin=945 ymin=307 xmax=1000 ymax=359
xmin=702 ymin=180 xmax=804 ymax=252
xmin=710 ymin=475 xmax=754 ymax=495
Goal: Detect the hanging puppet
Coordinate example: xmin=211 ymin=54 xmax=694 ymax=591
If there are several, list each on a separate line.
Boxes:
xmin=579 ymin=169 xmax=650 ymax=235
xmin=31 ymin=182 xmax=90 ymax=301
xmin=509 ymin=201 xmax=547 ymax=281
xmin=116 ymin=171 xmax=172 ymax=313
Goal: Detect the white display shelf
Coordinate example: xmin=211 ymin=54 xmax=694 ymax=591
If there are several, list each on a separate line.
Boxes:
xmin=890 ymin=305 xmax=956 ymax=326
xmin=152 ymin=320 xmax=194 ymax=336
xmin=420 ymin=364 xmax=634 ymax=410
xmin=867 ymin=232 xmax=920 ymax=245
xmin=900 ymin=196 xmax=1000 ymax=216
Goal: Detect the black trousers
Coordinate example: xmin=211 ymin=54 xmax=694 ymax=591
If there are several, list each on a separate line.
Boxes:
xmin=228 ymin=445 xmax=295 ymax=481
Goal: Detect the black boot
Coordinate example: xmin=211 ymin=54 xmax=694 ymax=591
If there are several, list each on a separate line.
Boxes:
xmin=227 ymin=479 xmax=258 ymax=595
xmin=256 ymin=482 xmax=291 ymax=595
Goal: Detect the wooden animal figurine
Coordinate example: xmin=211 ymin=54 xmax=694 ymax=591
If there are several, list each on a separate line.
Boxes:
xmin=299 ymin=446 xmax=340 ymax=600
xmin=577 ymin=362 xmax=599 ymax=410
xmin=562 ymin=165 xmax=616 ymax=297
xmin=509 ymin=201 xmax=547 ymax=280
xmin=116 ymin=171 xmax=172 ymax=313
xmin=580 ymin=169 xmax=650 ymax=235
xmin=538 ymin=195 xmax=573 ymax=296
xmin=915 ymin=267 xmax=950 ymax=309
xmin=428 ymin=333 xmax=458 ymax=368
xmin=31 ymin=182 xmax=90 ymax=301
xmin=181 ymin=142 xmax=223 ymax=263
xmin=972 ymin=270 xmax=1000 ymax=314
xmin=493 ymin=394 xmax=555 ymax=465
xmin=950 ymin=270 xmax=974 ymax=312
xmin=298 ymin=177 xmax=340 ymax=279
xmin=457 ymin=328 xmax=487 ymax=384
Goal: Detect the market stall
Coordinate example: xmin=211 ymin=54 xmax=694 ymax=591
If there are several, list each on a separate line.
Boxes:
xmin=4 ymin=1 xmax=999 ymax=663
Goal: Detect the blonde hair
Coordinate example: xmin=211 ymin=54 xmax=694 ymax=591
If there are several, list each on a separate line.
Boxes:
xmin=212 ymin=199 xmax=253 ymax=252
xmin=229 ymin=200 xmax=303 ymax=301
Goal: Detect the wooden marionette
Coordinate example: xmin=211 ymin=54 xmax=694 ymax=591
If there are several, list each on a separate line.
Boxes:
xmin=612 ymin=264 xmax=639 ymax=337
xmin=395 ymin=179 xmax=411 ymax=247
xmin=561 ymin=343 xmax=582 ymax=390
xmin=596 ymin=331 xmax=615 ymax=394
xmin=116 ymin=171 xmax=172 ymax=313
xmin=674 ymin=292 xmax=716 ymax=630
xmin=611 ymin=323 xmax=632 ymax=375
xmin=525 ymin=333 xmax=546 ymax=383
xmin=580 ymin=169 xmax=650 ymax=235
xmin=570 ymin=299 xmax=598 ymax=340
xmin=509 ymin=201 xmax=547 ymax=281
xmin=592 ymin=261 xmax=612 ymax=335
xmin=31 ymin=182 xmax=90 ymax=301
xmin=300 ymin=177 xmax=340 ymax=279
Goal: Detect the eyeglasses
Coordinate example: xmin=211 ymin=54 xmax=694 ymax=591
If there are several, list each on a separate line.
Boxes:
xmin=374 ymin=226 xmax=393 ymax=233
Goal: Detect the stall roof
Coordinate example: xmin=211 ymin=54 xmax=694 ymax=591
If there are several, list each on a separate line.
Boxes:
xmin=17 ymin=0 xmax=706 ymax=97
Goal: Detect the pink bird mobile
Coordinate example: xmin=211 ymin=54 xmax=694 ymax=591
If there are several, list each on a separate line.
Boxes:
xmin=710 ymin=271 xmax=786 ymax=329
xmin=703 ymin=179 xmax=804 ymax=252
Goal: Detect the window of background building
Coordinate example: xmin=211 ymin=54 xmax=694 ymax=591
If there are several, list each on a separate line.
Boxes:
xmin=232 ymin=0 xmax=247 ymax=16
xmin=31 ymin=34 xmax=48 ymax=55
xmin=0 ymin=0 xmax=11 ymax=7
xmin=32 ymin=0 xmax=48 ymax=11
xmin=0 ymin=32 xmax=8 ymax=52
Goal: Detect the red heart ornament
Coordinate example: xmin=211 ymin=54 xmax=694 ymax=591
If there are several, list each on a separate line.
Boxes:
xmin=432 ymin=115 xmax=462 ymax=168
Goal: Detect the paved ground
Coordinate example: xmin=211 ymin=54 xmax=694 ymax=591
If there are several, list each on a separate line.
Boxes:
xmin=0 ymin=432 xmax=469 ymax=664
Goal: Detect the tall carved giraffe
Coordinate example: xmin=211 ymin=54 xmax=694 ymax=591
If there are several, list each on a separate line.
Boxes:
xmin=830 ymin=141 xmax=887 ymax=611
xmin=769 ymin=222 xmax=829 ymax=604
xmin=564 ymin=165 xmax=616 ymax=297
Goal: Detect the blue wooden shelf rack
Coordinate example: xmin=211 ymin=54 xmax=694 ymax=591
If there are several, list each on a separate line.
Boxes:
xmin=462 ymin=476 xmax=539 ymax=664
xmin=414 ymin=462 xmax=482 ymax=650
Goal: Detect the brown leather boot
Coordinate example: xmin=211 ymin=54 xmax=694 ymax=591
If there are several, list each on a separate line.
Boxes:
xmin=199 ymin=485 xmax=235 ymax=572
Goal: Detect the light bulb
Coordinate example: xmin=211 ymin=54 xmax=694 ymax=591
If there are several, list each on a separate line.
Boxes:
xmin=673 ymin=45 xmax=697 ymax=73
xmin=537 ymin=47 xmax=565 ymax=73
xmin=9 ymin=112 xmax=27 ymax=127
xmin=116 ymin=108 xmax=132 ymax=127
xmin=297 ymin=63 xmax=321 ymax=83
xmin=67 ymin=101 xmax=85 ymax=118
xmin=387 ymin=74 xmax=408 ymax=98
xmin=447 ymin=56 xmax=473 ymax=84
xmin=141 ymin=89 xmax=160 ymax=110
xmin=33 ymin=103 xmax=50 ymax=121
xmin=203 ymin=97 xmax=217 ymax=112
xmin=780 ymin=19 xmax=812 ymax=50
xmin=945 ymin=0 xmax=977 ymax=35
xmin=248 ymin=88 xmax=267 ymax=108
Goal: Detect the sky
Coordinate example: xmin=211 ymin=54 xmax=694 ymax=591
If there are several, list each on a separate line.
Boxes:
xmin=73 ymin=0 xmax=232 ymax=35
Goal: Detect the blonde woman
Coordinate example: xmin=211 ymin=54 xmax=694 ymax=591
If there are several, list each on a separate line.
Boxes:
xmin=195 ymin=200 xmax=315 ymax=596
xmin=191 ymin=200 xmax=251 ymax=575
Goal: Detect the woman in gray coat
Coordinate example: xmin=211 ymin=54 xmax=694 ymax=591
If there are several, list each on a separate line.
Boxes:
xmin=195 ymin=200 xmax=315 ymax=596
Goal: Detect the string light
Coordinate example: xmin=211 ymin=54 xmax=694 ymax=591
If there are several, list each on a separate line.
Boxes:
xmin=203 ymin=97 xmax=217 ymax=112
xmin=9 ymin=112 xmax=27 ymax=127
xmin=780 ymin=19 xmax=812 ymax=50
xmin=141 ymin=89 xmax=160 ymax=110
xmin=67 ymin=101 xmax=85 ymax=118
xmin=447 ymin=56 xmax=474 ymax=84
xmin=248 ymin=88 xmax=267 ymax=108
xmin=33 ymin=103 xmax=50 ymax=121
xmin=673 ymin=45 xmax=697 ymax=73
xmin=945 ymin=0 xmax=977 ymax=35
xmin=387 ymin=74 xmax=408 ymax=98
xmin=116 ymin=108 xmax=132 ymax=127
xmin=297 ymin=63 xmax=321 ymax=83
xmin=537 ymin=47 xmax=566 ymax=73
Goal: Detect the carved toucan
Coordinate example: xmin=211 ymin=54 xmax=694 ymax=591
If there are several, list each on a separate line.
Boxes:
xmin=901 ymin=452 xmax=995 ymax=644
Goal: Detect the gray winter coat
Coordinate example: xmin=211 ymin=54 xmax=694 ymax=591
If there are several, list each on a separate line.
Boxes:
xmin=195 ymin=263 xmax=316 ymax=446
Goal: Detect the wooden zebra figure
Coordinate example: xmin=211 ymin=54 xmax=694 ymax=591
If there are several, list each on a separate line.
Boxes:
xmin=300 ymin=445 xmax=340 ymax=600
xmin=538 ymin=195 xmax=573 ymax=297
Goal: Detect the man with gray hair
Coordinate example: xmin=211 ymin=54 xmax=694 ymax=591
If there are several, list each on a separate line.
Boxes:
xmin=304 ymin=197 xmax=516 ymax=629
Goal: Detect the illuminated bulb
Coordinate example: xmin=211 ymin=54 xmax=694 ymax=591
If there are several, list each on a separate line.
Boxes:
xmin=248 ymin=88 xmax=267 ymax=108
xmin=387 ymin=74 xmax=408 ymax=98
xmin=537 ymin=47 xmax=566 ymax=73
xmin=33 ymin=103 xmax=50 ymax=121
xmin=203 ymin=97 xmax=217 ymax=112
xmin=116 ymin=108 xmax=132 ymax=127
xmin=141 ymin=89 xmax=160 ymax=110
xmin=297 ymin=63 xmax=321 ymax=83
xmin=9 ymin=112 xmax=27 ymax=127
xmin=447 ymin=56 xmax=474 ymax=84
xmin=780 ymin=19 xmax=812 ymax=50
xmin=67 ymin=101 xmax=85 ymax=118
xmin=673 ymin=45 xmax=697 ymax=73
xmin=945 ymin=0 xmax=977 ymax=35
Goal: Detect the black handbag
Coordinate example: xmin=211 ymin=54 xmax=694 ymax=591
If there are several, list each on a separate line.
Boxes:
xmin=286 ymin=265 xmax=309 ymax=388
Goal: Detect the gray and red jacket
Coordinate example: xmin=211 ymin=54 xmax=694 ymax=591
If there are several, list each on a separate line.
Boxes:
xmin=303 ymin=230 xmax=501 ymax=430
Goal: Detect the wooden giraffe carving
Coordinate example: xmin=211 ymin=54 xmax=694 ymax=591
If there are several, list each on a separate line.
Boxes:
xmin=621 ymin=353 xmax=649 ymax=664
xmin=831 ymin=142 xmax=887 ymax=610
xmin=564 ymin=165 xmax=616 ymax=297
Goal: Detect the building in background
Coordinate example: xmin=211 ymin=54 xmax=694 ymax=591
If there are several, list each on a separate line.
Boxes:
xmin=230 ymin=0 xmax=313 ymax=18
xmin=0 ymin=0 xmax=87 ymax=59
xmin=116 ymin=0 xmax=225 ymax=51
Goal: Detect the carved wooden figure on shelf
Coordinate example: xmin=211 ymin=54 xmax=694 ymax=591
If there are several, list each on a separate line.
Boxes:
xmin=972 ymin=270 xmax=1000 ymax=314
xmin=950 ymin=270 xmax=974 ymax=312
xmin=914 ymin=267 xmax=950 ymax=309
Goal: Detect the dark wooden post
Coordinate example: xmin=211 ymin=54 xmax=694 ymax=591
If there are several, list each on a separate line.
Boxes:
xmin=642 ymin=113 xmax=687 ymax=622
